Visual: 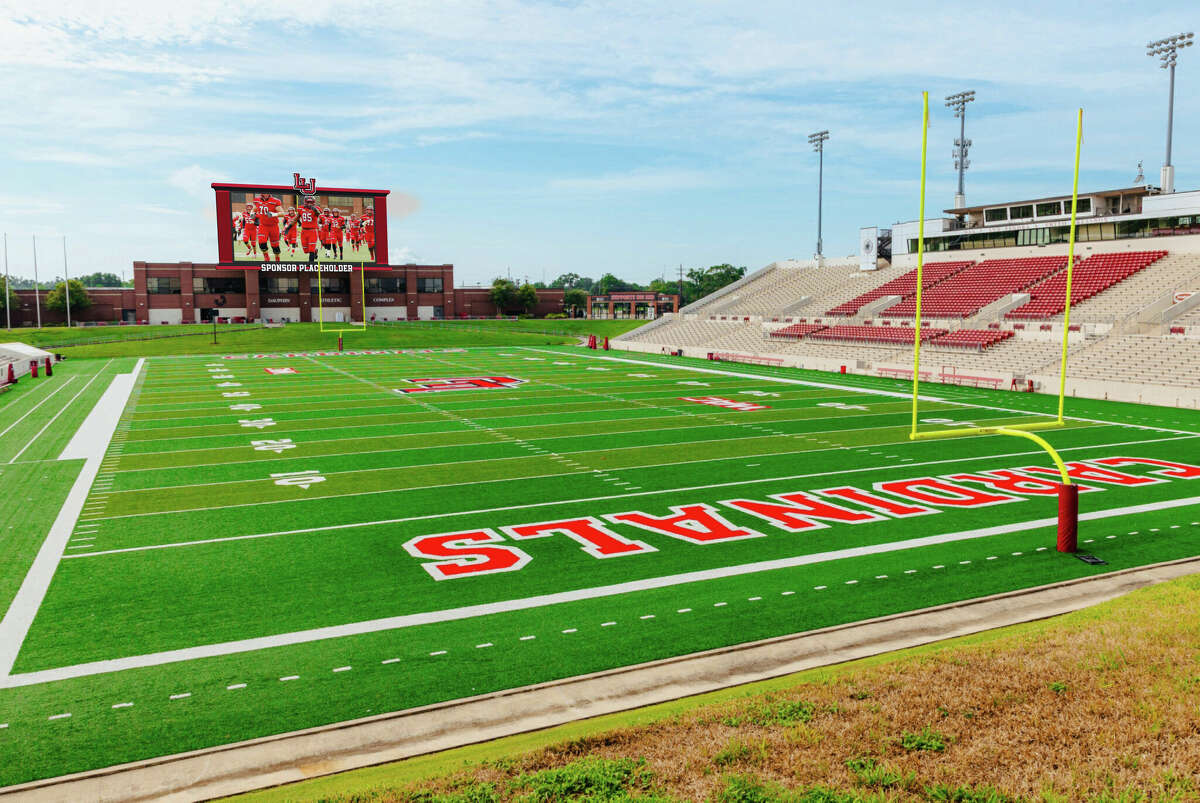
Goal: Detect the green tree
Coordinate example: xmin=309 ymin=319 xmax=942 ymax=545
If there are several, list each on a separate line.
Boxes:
xmin=551 ymin=272 xmax=582 ymax=289
xmin=596 ymin=272 xmax=630 ymax=295
xmin=517 ymin=283 xmax=539 ymax=313
xmin=45 ymin=279 xmax=91 ymax=313
xmin=489 ymin=277 xmax=518 ymax=315
xmin=74 ymin=271 xmax=126 ymax=287
xmin=562 ymin=287 xmax=588 ymax=315
xmin=686 ymin=263 xmax=745 ymax=302
xmin=0 ymin=282 xmax=18 ymax=315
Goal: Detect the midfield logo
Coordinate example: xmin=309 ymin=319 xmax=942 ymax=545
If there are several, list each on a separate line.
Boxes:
xmin=395 ymin=376 xmax=527 ymax=393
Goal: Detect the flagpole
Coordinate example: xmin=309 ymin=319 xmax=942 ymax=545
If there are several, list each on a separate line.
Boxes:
xmin=63 ymin=235 xmax=71 ymax=327
xmin=3 ymin=233 xmax=10 ymax=330
xmin=32 ymin=235 xmax=41 ymax=329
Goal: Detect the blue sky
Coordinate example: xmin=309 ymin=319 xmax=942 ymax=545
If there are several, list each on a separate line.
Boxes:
xmin=0 ymin=1 xmax=1197 ymax=287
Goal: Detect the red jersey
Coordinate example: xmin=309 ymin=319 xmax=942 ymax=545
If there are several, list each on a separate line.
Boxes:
xmin=332 ymin=215 xmax=345 ymax=232
xmin=254 ymin=196 xmax=283 ymax=230
xmin=362 ymin=216 xmax=374 ymax=236
xmin=297 ymin=206 xmax=321 ymax=230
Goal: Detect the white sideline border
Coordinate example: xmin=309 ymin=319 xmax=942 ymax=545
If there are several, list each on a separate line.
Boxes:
xmin=0 ymin=359 xmax=143 ymax=681
xmin=62 ymin=432 xmax=1194 ymax=558
xmin=526 ymin=348 xmax=1200 ymax=437
xmin=5 ymin=494 xmax=1198 ymax=689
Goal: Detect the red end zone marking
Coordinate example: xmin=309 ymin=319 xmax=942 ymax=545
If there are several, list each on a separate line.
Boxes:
xmin=679 ymin=396 xmax=769 ymax=412
xmin=403 ymin=530 xmax=531 ymax=580
xmin=722 ymin=491 xmax=881 ymax=532
xmin=1021 ymin=461 xmax=1162 ymax=486
xmin=264 ymin=367 xmax=298 ymax=375
xmin=1089 ymin=456 xmax=1200 ymax=479
xmin=397 ymin=377 xmax=526 ymax=393
xmin=502 ymin=517 xmax=656 ymax=558
xmin=874 ymin=477 xmax=1018 ymax=507
xmin=607 ymin=503 xmax=764 ymax=544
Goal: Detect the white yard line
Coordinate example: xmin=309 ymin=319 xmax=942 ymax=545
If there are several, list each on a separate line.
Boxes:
xmin=0 ymin=359 xmax=143 ymax=681
xmin=63 ymin=432 xmax=1195 ymax=558
xmin=9 ymin=494 xmax=1198 ymax=689
xmin=529 ymin=349 xmax=1199 ymax=437
xmin=7 ymin=361 xmax=115 ymax=464
xmin=95 ymin=415 xmax=1074 ymax=493
xmin=0 ymin=376 xmax=78 ymax=441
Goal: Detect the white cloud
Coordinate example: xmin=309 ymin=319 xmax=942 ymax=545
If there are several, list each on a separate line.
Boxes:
xmin=167 ymin=166 xmax=230 ymax=198
xmin=548 ymin=169 xmax=716 ymax=194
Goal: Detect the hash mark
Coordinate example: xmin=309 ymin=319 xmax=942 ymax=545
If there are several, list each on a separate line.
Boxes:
xmin=562 ymin=628 xmax=578 ymax=634
xmin=48 ymin=713 xmax=71 ymax=721
xmin=428 ymin=651 xmax=447 ymax=657
xmin=332 ymin=666 xmax=352 ymax=673
xmin=279 ymin=676 xmax=299 ymax=682
xmin=112 ymin=702 xmax=133 ymax=709
xmin=227 ymin=684 xmax=247 ymax=690
xmin=519 ymin=635 xmax=536 ymax=640
xmin=169 ymin=693 xmax=191 ymax=700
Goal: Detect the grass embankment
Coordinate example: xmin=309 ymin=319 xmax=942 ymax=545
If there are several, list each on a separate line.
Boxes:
xmin=234 ymin=572 xmax=1200 ymax=803
xmin=4 ymin=320 xmax=642 ymax=358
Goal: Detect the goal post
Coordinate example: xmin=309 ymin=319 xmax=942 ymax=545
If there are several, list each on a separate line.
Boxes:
xmin=316 ymin=256 xmax=369 ymax=338
xmin=907 ymin=93 xmax=1083 ymax=551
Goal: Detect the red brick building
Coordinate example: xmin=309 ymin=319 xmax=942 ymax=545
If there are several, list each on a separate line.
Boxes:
xmin=7 ymin=263 xmax=569 ymax=326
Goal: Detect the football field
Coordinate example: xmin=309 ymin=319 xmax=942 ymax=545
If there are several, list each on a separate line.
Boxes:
xmin=1 ymin=345 xmax=1198 ymax=786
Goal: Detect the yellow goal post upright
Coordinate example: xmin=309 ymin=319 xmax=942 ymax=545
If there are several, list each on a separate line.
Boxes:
xmin=908 ymin=92 xmax=1083 ymax=552
xmin=315 ymin=254 xmax=368 ymax=352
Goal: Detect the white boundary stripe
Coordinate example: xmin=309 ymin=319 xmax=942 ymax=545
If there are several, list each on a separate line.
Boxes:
xmin=527 ymin=348 xmax=1199 ymax=437
xmin=0 ymin=359 xmax=143 ymax=681
xmin=58 ymin=429 xmax=1190 ymax=542
xmin=7 ymin=362 xmax=114 ymax=464
xmin=93 ymin=414 xmax=1049 ymax=494
xmin=7 ymin=494 xmax=1197 ymax=689
xmin=0 ymin=376 xmax=78 ymax=441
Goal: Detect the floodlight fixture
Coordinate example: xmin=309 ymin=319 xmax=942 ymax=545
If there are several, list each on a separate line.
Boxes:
xmin=1147 ymin=32 xmax=1193 ymax=191
xmin=945 ymin=90 xmax=976 ymax=207
xmin=808 ymin=131 xmax=830 ymax=257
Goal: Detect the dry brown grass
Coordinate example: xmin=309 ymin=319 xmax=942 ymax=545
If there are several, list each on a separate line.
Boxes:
xmin=305 ymin=575 xmax=1200 ymax=802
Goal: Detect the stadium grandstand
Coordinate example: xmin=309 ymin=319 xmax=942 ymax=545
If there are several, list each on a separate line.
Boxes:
xmin=615 ymin=188 xmax=1200 ymax=405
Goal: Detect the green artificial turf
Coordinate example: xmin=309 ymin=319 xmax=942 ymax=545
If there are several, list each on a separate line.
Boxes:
xmin=0 ymin=344 xmax=1196 ymax=787
xmin=8 ymin=320 xmax=642 ymax=359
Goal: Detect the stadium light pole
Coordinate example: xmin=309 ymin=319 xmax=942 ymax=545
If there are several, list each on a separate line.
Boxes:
xmin=808 ymin=130 xmax=830 ymax=260
xmin=32 ymin=235 xmax=41 ymax=329
xmin=62 ymin=235 xmax=71 ymax=328
xmin=1147 ymin=33 xmax=1193 ymax=193
xmin=945 ymin=90 xmax=975 ymax=209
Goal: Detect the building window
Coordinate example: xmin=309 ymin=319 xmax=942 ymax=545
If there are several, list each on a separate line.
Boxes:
xmin=366 ymin=276 xmax=404 ymax=293
xmin=1075 ymin=198 xmax=1091 ymax=213
xmin=1035 ymin=202 xmax=1061 ymax=217
xmin=432 ymin=305 xmax=444 ymax=319
xmin=417 ymin=277 xmax=443 ymax=293
xmin=984 ymin=208 xmax=1008 ymax=223
xmin=147 ymin=277 xmax=180 ymax=294
xmin=318 ymin=275 xmax=349 ymax=293
xmin=1009 ymin=205 xmax=1033 ymax=220
xmin=262 ymin=276 xmax=298 ymax=294
xmin=194 ymin=276 xmax=245 ymax=294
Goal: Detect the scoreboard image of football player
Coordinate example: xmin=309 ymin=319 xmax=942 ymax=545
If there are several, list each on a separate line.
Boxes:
xmin=253 ymin=193 xmax=284 ymax=262
xmin=362 ymin=208 xmax=375 ymax=261
xmin=283 ymin=207 xmax=298 ymax=256
xmin=283 ymin=196 xmax=323 ymax=263
xmin=331 ymin=210 xmax=346 ymax=260
xmin=238 ymin=204 xmax=257 ymax=256
xmin=319 ymin=207 xmax=334 ymax=258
